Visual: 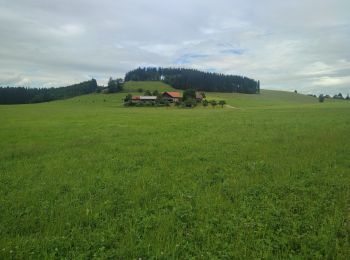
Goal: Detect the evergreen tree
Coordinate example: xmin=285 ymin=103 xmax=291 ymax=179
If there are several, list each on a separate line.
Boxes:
xmin=0 ymin=79 xmax=98 ymax=104
xmin=182 ymin=89 xmax=196 ymax=101
xmin=124 ymin=67 xmax=260 ymax=94
xmin=319 ymin=94 xmax=325 ymax=103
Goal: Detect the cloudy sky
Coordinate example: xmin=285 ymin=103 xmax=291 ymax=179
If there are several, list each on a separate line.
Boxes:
xmin=0 ymin=0 xmax=349 ymax=94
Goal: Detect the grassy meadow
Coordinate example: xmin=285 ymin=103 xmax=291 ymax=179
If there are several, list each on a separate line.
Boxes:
xmin=0 ymin=81 xmax=349 ymax=259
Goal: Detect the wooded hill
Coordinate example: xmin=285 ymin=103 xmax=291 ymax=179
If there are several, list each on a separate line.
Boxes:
xmin=0 ymin=79 xmax=98 ymax=104
xmin=125 ymin=67 xmax=260 ymax=94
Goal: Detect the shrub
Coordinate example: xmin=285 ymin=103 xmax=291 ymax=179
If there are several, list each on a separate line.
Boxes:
xmin=183 ymin=89 xmax=196 ymax=101
xmin=124 ymin=100 xmax=134 ymax=106
xmin=210 ymin=100 xmax=217 ymax=108
xmin=184 ymin=98 xmax=197 ymax=108
xmin=219 ymin=100 xmax=226 ymax=108
xmin=124 ymin=94 xmax=132 ymax=102
xmin=319 ymin=94 xmax=325 ymax=103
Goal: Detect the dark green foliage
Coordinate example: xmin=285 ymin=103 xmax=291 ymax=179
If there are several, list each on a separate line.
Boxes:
xmin=219 ymin=100 xmax=226 ymax=108
xmin=202 ymin=99 xmax=209 ymax=107
xmin=124 ymin=94 xmax=132 ymax=102
xmin=107 ymin=78 xmax=123 ymax=93
xmin=124 ymin=100 xmax=133 ymax=107
xmin=346 ymin=95 xmax=349 ymax=100
xmin=144 ymin=90 xmax=152 ymax=96
xmin=319 ymin=94 xmax=325 ymax=103
xmin=152 ymin=90 xmax=160 ymax=97
xmin=125 ymin=67 xmax=259 ymax=94
xmin=333 ymin=93 xmax=344 ymax=99
xmin=183 ymin=98 xmax=197 ymax=108
xmin=0 ymin=79 xmax=98 ymax=104
xmin=182 ymin=89 xmax=196 ymax=101
xmin=125 ymin=101 xmax=170 ymax=107
xmin=210 ymin=100 xmax=217 ymax=108
xmin=137 ymin=88 xmax=143 ymax=93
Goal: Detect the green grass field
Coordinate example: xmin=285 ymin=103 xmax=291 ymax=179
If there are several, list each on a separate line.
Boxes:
xmin=1 ymin=81 xmax=349 ymax=259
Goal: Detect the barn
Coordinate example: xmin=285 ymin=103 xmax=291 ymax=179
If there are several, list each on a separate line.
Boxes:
xmin=162 ymin=92 xmax=182 ymax=102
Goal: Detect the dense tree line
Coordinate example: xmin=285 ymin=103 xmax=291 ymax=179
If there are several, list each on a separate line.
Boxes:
xmin=107 ymin=77 xmax=124 ymax=93
xmin=125 ymin=67 xmax=260 ymax=94
xmin=0 ymin=79 xmax=98 ymax=104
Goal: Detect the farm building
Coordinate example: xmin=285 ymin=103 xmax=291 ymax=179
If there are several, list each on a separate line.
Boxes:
xmin=132 ymin=96 xmax=157 ymax=102
xmin=162 ymin=92 xmax=182 ymax=102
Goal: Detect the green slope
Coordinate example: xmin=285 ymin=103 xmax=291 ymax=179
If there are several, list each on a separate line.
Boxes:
xmin=65 ymin=81 xmax=346 ymax=110
xmin=124 ymin=81 xmax=176 ymax=92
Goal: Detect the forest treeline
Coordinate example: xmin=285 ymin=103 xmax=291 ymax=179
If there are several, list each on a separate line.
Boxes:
xmin=125 ymin=67 xmax=260 ymax=94
xmin=0 ymin=79 xmax=98 ymax=104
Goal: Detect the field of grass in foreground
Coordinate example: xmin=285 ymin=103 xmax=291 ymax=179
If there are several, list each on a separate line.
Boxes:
xmin=0 ymin=83 xmax=349 ymax=258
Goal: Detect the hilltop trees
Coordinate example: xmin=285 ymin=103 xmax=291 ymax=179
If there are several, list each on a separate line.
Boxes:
xmin=125 ymin=67 xmax=260 ymax=94
xmin=0 ymin=79 xmax=98 ymax=104
xmin=107 ymin=77 xmax=123 ymax=93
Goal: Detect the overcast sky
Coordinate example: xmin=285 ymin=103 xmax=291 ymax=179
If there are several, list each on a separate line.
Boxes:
xmin=0 ymin=0 xmax=349 ymax=94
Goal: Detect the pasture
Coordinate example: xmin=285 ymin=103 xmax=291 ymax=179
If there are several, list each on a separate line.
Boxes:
xmin=0 ymin=82 xmax=349 ymax=258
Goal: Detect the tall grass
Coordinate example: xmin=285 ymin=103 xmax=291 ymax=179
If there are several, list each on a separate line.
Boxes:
xmin=0 ymin=87 xmax=349 ymax=258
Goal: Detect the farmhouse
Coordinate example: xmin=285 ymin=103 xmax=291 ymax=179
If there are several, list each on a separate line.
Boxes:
xmin=132 ymin=96 xmax=157 ymax=102
xmin=162 ymin=92 xmax=182 ymax=102
xmin=130 ymin=91 xmax=204 ymax=104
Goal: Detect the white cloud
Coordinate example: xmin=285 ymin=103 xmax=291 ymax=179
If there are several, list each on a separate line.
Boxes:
xmin=313 ymin=76 xmax=350 ymax=86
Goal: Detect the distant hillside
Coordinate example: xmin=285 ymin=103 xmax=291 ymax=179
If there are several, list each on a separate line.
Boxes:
xmin=0 ymin=79 xmax=98 ymax=104
xmin=124 ymin=81 xmax=176 ymax=92
xmin=125 ymin=67 xmax=260 ymax=94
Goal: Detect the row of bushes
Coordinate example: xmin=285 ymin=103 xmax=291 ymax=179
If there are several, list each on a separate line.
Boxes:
xmin=124 ymin=100 xmax=171 ymax=107
xmin=124 ymin=97 xmax=227 ymax=108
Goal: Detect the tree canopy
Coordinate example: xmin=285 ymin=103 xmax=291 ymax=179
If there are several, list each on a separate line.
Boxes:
xmin=182 ymin=89 xmax=196 ymax=101
xmin=107 ymin=78 xmax=124 ymax=93
xmin=125 ymin=67 xmax=260 ymax=94
xmin=0 ymin=79 xmax=98 ymax=104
